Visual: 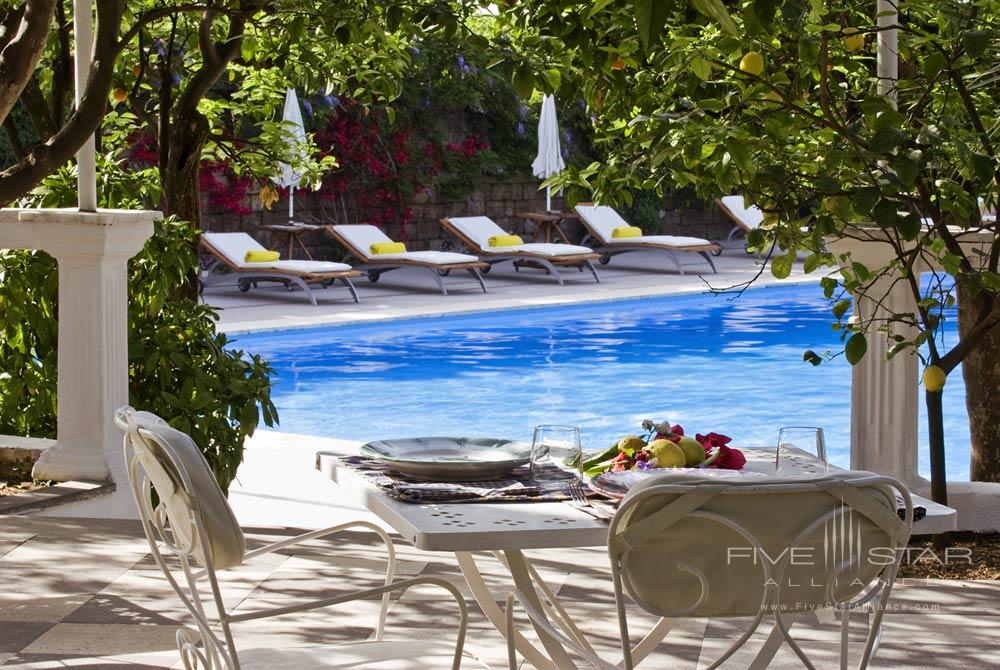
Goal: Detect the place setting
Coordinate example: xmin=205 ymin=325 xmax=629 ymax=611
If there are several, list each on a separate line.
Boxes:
xmin=336 ymin=418 xmax=926 ymax=524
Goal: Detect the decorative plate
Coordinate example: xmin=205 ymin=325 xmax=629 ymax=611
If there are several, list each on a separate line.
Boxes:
xmin=360 ymin=437 xmax=532 ymax=482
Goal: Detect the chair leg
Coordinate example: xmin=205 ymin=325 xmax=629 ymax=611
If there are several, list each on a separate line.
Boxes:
xmin=421 ymin=266 xmax=449 ymax=295
xmin=287 ymin=275 xmax=318 ymax=306
xmin=340 ymin=277 xmax=360 ymax=303
xmin=469 ymin=268 xmax=487 ymax=293
xmin=584 ymin=260 xmax=600 ymax=283
xmin=700 ymin=251 xmax=718 ymax=273
xmin=538 ymin=259 xmax=565 ymax=285
xmin=662 ymin=249 xmax=684 ymax=275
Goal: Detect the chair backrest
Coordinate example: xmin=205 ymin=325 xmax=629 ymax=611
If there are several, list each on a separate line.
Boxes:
xmin=573 ymin=204 xmax=630 ymax=244
xmin=117 ymin=408 xmax=246 ymax=570
xmin=608 ymin=471 xmax=910 ymax=620
xmin=202 ymin=232 xmax=268 ymax=268
xmin=717 ymin=195 xmax=765 ymax=232
xmin=116 ymin=407 xmax=246 ymax=669
xmin=329 ymin=224 xmax=393 ymax=259
xmin=443 ymin=216 xmax=508 ymax=250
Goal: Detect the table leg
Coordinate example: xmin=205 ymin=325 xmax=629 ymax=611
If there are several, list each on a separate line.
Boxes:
xmin=455 ymin=552 xmax=560 ymax=670
xmin=554 ymin=220 xmax=574 ymax=246
xmin=295 ymin=232 xmax=315 ymax=260
xmin=504 ymin=550 xmax=579 ymax=669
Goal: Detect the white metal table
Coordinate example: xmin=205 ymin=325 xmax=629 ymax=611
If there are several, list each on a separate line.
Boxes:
xmin=316 ymin=447 xmax=956 ymax=669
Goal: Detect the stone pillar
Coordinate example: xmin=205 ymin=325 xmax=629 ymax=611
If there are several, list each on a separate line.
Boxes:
xmin=848 ymin=277 xmax=921 ymax=481
xmin=0 ymin=208 xmax=159 ymax=483
xmin=826 ymin=234 xmax=922 ymax=483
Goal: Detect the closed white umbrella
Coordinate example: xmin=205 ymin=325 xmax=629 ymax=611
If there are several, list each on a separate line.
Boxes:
xmin=274 ymin=88 xmax=308 ymax=221
xmin=531 ymin=94 xmax=565 ymax=212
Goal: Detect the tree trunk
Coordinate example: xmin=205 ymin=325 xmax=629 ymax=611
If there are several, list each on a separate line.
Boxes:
xmin=926 ymin=388 xmax=947 ymax=505
xmin=161 ymin=109 xmax=210 ymax=301
xmin=959 ymin=284 xmax=1000 ymax=482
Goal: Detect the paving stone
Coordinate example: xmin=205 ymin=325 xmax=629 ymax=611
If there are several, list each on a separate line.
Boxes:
xmin=20 ymin=623 xmax=178 ymax=656
xmin=0 ymin=595 xmax=89 ymax=623
xmin=0 ymin=621 xmax=56 ymax=653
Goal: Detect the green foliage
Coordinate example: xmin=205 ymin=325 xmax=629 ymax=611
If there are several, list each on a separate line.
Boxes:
xmin=500 ymin=0 xmax=1000 ymax=369
xmin=3 ymin=163 xmax=276 ymax=492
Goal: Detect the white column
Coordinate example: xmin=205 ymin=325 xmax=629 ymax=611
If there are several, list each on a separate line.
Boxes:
xmin=0 ymin=208 xmax=158 ymax=483
xmin=849 ymin=277 xmax=920 ymax=481
xmin=876 ymin=0 xmax=899 ymax=102
xmin=73 ymin=0 xmax=97 ymax=211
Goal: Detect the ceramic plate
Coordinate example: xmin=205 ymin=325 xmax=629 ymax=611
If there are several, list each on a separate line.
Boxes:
xmin=360 ymin=436 xmax=532 ymax=481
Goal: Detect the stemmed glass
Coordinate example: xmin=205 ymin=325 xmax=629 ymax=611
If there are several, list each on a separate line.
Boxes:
xmin=776 ymin=426 xmax=828 ymax=473
xmin=530 ymin=425 xmax=582 ymax=476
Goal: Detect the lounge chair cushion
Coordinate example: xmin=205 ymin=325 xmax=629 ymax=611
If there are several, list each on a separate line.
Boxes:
xmin=245 ymin=260 xmax=354 ymax=274
xmin=575 ymin=205 xmax=712 ymax=247
xmin=204 ymin=233 xmax=352 ymax=273
xmin=330 ymin=225 xmax=479 ymax=265
xmin=447 ymin=216 xmax=593 ymax=256
xmin=719 ymin=195 xmax=765 ymax=231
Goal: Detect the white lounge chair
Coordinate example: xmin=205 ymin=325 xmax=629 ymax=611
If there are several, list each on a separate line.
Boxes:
xmin=574 ymin=204 xmax=719 ymax=274
xmin=115 ymin=406 xmax=483 ymax=670
xmin=506 ymin=471 xmax=913 ymax=669
xmin=325 ymin=224 xmax=488 ymax=295
xmin=441 ymin=215 xmax=601 ymax=284
xmin=716 ymin=194 xmax=766 ymax=254
xmin=200 ymin=231 xmax=361 ymax=305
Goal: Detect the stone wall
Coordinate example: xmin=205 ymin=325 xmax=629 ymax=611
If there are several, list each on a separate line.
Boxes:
xmin=201 ymin=180 xmax=736 ymax=260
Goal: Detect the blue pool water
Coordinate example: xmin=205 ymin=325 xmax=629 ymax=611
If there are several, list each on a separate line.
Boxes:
xmin=236 ymin=282 xmax=972 ymax=480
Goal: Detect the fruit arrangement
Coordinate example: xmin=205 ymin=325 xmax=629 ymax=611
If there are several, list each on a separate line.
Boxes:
xmin=581 ymin=419 xmax=747 ymax=477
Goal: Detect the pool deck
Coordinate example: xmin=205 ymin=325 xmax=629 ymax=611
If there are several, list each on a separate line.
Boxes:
xmin=207 ymin=249 xmax=818 ymax=334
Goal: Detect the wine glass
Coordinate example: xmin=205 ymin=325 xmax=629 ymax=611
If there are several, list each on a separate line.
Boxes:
xmin=776 ymin=426 xmax=828 ymax=473
xmin=531 ymin=425 xmax=582 ymax=476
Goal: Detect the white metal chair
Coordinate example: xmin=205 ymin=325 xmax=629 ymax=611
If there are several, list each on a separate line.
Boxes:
xmin=506 ymin=471 xmax=913 ymax=670
xmin=115 ymin=406 xmax=479 ymax=669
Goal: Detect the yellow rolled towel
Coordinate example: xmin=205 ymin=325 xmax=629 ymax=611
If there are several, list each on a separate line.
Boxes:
xmin=488 ymin=234 xmax=524 ymax=247
xmin=244 ymin=250 xmax=280 ymax=263
xmin=612 ymin=226 xmax=643 ymax=238
xmin=370 ymin=241 xmax=407 ymax=255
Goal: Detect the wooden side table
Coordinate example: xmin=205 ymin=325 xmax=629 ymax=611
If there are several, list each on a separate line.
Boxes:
xmin=259 ymin=222 xmax=324 ymax=260
xmin=516 ymin=211 xmax=579 ymax=244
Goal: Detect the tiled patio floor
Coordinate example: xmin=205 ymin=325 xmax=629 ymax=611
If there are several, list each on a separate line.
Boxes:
xmin=3 ymin=515 xmax=999 ymax=669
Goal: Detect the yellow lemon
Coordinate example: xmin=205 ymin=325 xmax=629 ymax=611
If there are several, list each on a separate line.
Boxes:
xmin=675 ymin=436 xmax=706 ymax=467
xmin=740 ymin=51 xmax=764 ymax=76
xmin=923 ymin=365 xmax=946 ymax=392
xmin=843 ymin=27 xmax=865 ymax=52
xmin=617 ymin=435 xmax=647 ymax=454
xmin=647 ymin=439 xmax=687 ymax=468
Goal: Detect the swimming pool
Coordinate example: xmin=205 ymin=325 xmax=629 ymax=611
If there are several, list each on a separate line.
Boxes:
xmin=237 ymin=282 xmax=972 ymax=480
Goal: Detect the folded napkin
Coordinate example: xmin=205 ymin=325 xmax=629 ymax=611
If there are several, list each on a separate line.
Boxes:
xmin=370 ymin=241 xmax=407 ymax=255
xmin=338 ymin=455 xmax=582 ymax=503
xmin=244 ymin=250 xmax=280 ymax=263
xmin=612 ymin=226 xmax=642 ymax=238
xmin=488 ymin=234 xmax=524 ymax=247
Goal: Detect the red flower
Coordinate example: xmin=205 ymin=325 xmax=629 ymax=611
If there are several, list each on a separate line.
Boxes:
xmin=710 ymin=444 xmax=747 ymax=470
xmin=696 ymin=432 xmax=732 ymax=447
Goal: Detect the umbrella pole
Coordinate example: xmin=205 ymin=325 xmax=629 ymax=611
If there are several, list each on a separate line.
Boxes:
xmin=288 ymin=185 xmax=295 ymax=222
xmin=545 ymin=186 xmax=552 ymax=212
